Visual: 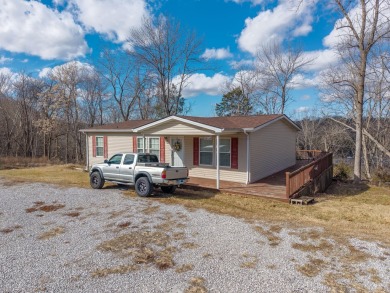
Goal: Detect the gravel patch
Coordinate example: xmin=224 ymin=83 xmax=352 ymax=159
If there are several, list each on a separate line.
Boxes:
xmin=0 ymin=180 xmax=389 ymax=292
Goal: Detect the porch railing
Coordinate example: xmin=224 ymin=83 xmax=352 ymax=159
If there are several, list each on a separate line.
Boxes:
xmin=286 ymin=151 xmax=333 ymax=198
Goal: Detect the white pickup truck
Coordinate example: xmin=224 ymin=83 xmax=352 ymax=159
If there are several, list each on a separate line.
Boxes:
xmin=89 ymin=153 xmax=188 ymax=197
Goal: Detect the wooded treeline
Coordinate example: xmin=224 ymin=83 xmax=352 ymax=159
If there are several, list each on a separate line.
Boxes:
xmin=0 ymin=2 xmax=389 ymax=182
xmin=0 ymin=16 xmax=201 ymax=164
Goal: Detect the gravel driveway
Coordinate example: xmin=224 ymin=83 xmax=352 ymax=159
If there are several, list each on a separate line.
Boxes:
xmin=0 ymin=179 xmax=389 ymax=292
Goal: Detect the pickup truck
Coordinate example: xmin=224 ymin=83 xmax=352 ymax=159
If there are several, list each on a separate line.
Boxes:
xmin=89 ymin=153 xmax=188 ymax=197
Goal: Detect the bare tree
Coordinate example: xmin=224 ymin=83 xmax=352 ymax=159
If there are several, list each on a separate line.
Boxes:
xmin=128 ymin=16 xmax=203 ymax=117
xmin=79 ymin=69 xmax=106 ymax=127
xmin=13 ymin=73 xmax=44 ymax=157
xmin=255 ymin=42 xmax=312 ymax=114
xmin=327 ymin=0 xmax=390 ymax=182
xmin=98 ymin=49 xmax=140 ymax=121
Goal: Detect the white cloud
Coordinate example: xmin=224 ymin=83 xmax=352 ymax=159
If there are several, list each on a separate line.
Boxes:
xmin=0 ymin=56 xmax=12 ymax=64
xmin=302 ymin=49 xmax=340 ymax=71
xmin=237 ymin=0 xmax=317 ymax=55
xmin=0 ymin=0 xmax=88 ymax=60
xmin=69 ymin=0 xmax=150 ymax=43
xmin=301 ymin=94 xmax=311 ymax=100
xmin=294 ymin=106 xmax=310 ymax=113
xmin=323 ymin=1 xmax=390 ymax=49
xmin=229 ymin=59 xmax=254 ymax=70
xmin=201 ymin=47 xmax=233 ymax=60
xmin=181 ymin=73 xmax=231 ymax=98
xmin=39 ymin=61 xmax=95 ymax=79
xmin=227 ymin=0 xmax=265 ymax=5
xmin=290 ymin=73 xmax=317 ymax=89
xmin=38 ymin=67 xmax=52 ymax=78
xmin=0 ymin=67 xmax=13 ymax=76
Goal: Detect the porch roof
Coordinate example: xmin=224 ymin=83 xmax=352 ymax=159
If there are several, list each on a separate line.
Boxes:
xmin=81 ymin=114 xmax=300 ymax=134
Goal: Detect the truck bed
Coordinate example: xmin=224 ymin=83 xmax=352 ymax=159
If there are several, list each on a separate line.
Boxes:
xmin=165 ymin=166 xmax=188 ymax=179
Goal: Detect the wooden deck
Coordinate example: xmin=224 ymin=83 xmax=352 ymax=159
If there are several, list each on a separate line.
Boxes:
xmin=185 ymin=160 xmax=312 ymax=201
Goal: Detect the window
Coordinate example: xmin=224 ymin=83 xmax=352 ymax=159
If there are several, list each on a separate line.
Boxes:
xmin=200 ymin=137 xmax=213 ymax=165
xmin=108 ymin=154 xmax=122 ymax=164
xmin=137 ymin=137 xmax=144 ymax=153
xmin=136 ymin=137 xmax=160 ymax=160
xmin=138 ymin=154 xmax=159 ymax=163
xmin=96 ymin=136 xmax=104 ymax=157
xmin=123 ymin=154 xmax=134 ymax=165
xmin=149 ymin=138 xmax=160 ymax=159
xmin=219 ymin=138 xmax=231 ymax=167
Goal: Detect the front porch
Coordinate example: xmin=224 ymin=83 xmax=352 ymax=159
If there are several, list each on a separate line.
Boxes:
xmin=184 ymin=151 xmax=333 ymax=201
xmin=185 ymin=161 xmax=310 ymax=201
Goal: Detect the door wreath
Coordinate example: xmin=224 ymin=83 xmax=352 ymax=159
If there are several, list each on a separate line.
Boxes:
xmin=173 ymin=140 xmax=182 ymax=151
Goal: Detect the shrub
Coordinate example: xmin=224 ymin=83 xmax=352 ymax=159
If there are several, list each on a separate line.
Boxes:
xmin=372 ymin=168 xmax=390 ymax=183
xmin=333 ymin=162 xmax=352 ymax=181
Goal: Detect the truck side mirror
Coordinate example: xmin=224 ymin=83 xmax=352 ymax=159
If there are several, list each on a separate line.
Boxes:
xmin=104 ymin=159 xmax=108 ymax=163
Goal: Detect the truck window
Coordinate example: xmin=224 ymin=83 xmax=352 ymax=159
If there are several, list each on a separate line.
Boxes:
xmin=138 ymin=154 xmax=159 ymax=163
xmin=149 ymin=155 xmax=158 ymax=162
xmin=108 ymin=154 xmax=122 ymax=164
xmin=123 ymin=154 xmax=134 ymax=165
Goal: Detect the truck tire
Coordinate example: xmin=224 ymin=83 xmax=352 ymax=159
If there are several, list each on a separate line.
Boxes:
xmin=135 ymin=177 xmax=152 ymax=197
xmin=161 ymin=185 xmax=177 ymax=194
xmin=90 ymin=171 xmax=105 ymax=189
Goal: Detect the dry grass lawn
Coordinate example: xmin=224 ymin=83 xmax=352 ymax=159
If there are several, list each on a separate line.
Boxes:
xmin=0 ymin=165 xmax=90 ymax=187
xmin=1 ymin=165 xmax=390 ymax=244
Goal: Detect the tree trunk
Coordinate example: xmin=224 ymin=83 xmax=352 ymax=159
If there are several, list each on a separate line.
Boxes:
xmin=362 ymin=135 xmax=371 ymax=180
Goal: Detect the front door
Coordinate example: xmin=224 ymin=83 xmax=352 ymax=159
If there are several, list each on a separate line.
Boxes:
xmin=171 ymin=137 xmax=184 ymax=167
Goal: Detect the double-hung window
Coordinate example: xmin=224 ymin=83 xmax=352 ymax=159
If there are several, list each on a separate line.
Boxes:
xmin=136 ymin=137 xmax=160 ymax=160
xmin=149 ymin=137 xmax=160 ymax=158
xmin=219 ymin=138 xmax=231 ymax=167
xmin=137 ymin=137 xmax=144 ymax=153
xmin=96 ymin=136 xmax=104 ymax=157
xmin=200 ymin=137 xmax=213 ymax=165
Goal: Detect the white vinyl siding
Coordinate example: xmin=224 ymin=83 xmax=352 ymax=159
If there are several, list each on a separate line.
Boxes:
xmin=88 ymin=134 xmax=133 ymax=168
xmin=183 ymin=135 xmax=248 ymax=184
xmin=141 ymin=120 xmax=215 ymax=136
xmin=249 ymin=119 xmax=296 ymax=182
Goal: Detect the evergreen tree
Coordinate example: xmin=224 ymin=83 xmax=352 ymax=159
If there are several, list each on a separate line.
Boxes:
xmin=215 ymin=87 xmax=253 ymax=117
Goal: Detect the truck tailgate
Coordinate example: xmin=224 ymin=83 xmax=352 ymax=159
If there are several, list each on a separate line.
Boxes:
xmin=165 ymin=167 xmax=187 ymax=179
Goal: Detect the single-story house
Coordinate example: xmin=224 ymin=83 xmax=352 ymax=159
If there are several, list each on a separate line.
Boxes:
xmin=80 ymin=114 xmax=300 ymax=189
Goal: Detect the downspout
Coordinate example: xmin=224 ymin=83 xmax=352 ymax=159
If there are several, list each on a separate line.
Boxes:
xmin=244 ymin=130 xmax=250 ymax=184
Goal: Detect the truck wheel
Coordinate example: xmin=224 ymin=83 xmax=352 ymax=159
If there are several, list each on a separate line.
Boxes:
xmin=161 ymin=186 xmax=177 ymax=194
xmin=90 ymin=171 xmax=104 ymax=189
xmin=135 ymin=177 xmax=152 ymax=197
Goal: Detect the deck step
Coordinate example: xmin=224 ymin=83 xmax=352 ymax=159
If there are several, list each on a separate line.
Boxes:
xmin=289 ymin=196 xmax=314 ymax=205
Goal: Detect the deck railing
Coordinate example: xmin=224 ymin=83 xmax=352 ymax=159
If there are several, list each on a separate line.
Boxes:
xmin=286 ymin=151 xmax=333 ymax=198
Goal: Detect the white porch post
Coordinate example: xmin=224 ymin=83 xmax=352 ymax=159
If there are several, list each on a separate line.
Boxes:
xmin=246 ymin=132 xmax=250 ymax=184
xmin=143 ymin=134 xmax=146 ymax=152
xmin=216 ymin=134 xmax=220 ymax=189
